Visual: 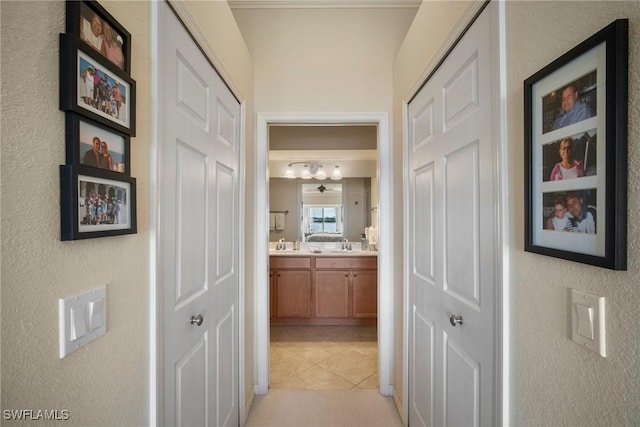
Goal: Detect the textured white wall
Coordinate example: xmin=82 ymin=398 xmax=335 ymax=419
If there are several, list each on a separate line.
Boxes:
xmin=506 ymin=2 xmax=640 ymax=424
xmin=1 ymin=1 xmax=150 ymax=424
xmin=1 ymin=0 xmax=254 ymax=424
xmin=232 ymin=7 xmax=416 ymax=113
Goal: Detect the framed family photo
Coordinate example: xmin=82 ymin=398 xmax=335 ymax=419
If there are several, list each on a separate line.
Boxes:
xmin=59 ymin=33 xmax=136 ymax=136
xmin=60 ymin=165 xmax=137 ymax=240
xmin=66 ymin=0 xmax=131 ymax=74
xmin=524 ymin=19 xmax=628 ymax=270
xmin=66 ymin=113 xmax=130 ymax=175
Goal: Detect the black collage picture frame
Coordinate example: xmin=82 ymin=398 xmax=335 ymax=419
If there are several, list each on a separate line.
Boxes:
xmin=524 ymin=19 xmax=628 ymax=270
xmin=59 ymin=0 xmax=137 ymax=241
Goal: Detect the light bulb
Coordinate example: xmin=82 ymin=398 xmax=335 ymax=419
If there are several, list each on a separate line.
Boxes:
xmin=301 ymin=166 xmax=312 ymax=179
xmin=331 ymin=165 xmax=342 ymax=180
xmin=285 ymin=166 xmax=296 ymax=179
xmin=315 ymin=166 xmax=327 ymax=180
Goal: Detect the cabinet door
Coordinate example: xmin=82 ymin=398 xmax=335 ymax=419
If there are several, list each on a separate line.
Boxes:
xmin=315 ymin=270 xmax=350 ymax=318
xmin=352 ymin=270 xmax=377 ymax=318
xmin=269 ymin=270 xmax=275 ymax=319
xmin=276 ymin=270 xmax=311 ymax=318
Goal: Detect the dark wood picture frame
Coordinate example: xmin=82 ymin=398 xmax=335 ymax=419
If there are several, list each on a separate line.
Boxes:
xmin=66 ymin=0 xmax=131 ymax=74
xmin=60 ymin=165 xmax=137 ymax=240
xmin=59 ymin=33 xmax=136 ymax=136
xmin=65 ymin=112 xmax=130 ymax=175
xmin=524 ymin=19 xmax=628 ymax=270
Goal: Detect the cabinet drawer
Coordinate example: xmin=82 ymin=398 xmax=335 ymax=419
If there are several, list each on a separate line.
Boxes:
xmin=270 ymin=256 xmax=311 ymax=269
xmin=315 ymin=257 xmax=377 ymax=270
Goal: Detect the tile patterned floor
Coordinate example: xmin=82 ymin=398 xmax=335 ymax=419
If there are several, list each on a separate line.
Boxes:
xmin=269 ymin=325 xmax=378 ymax=390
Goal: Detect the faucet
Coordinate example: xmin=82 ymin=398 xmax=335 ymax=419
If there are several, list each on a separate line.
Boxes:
xmin=342 ymin=239 xmax=351 ymax=251
xmin=277 ymin=238 xmax=285 ymax=250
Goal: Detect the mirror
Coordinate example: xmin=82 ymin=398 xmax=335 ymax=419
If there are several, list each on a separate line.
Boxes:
xmin=302 ymin=183 xmax=343 ymax=242
xmin=268 ymin=125 xmax=377 ymax=243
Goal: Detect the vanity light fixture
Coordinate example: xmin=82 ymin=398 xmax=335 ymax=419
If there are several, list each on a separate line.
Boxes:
xmin=284 ymin=161 xmax=342 ymax=181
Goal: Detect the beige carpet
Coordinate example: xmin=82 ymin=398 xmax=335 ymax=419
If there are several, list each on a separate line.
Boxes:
xmin=244 ymin=389 xmax=404 ymax=427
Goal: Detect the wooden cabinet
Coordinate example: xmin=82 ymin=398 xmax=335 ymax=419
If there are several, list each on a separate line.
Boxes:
xmin=275 ymin=270 xmax=311 ymax=318
xmin=315 ymin=271 xmax=350 ymax=318
xmin=270 ymin=257 xmax=311 ymax=320
xmin=270 ymin=255 xmax=376 ymax=325
xmin=352 ymin=270 xmax=377 ymax=318
xmin=315 ymin=257 xmax=377 ymax=324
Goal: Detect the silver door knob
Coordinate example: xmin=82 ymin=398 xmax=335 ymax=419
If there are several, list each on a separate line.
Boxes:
xmin=190 ymin=314 xmax=204 ymax=326
xmin=449 ymin=314 xmax=464 ymax=327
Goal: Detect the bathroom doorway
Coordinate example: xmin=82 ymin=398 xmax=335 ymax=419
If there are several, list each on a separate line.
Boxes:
xmin=254 ymin=112 xmax=394 ymax=396
xmin=268 ymin=125 xmax=378 ymax=390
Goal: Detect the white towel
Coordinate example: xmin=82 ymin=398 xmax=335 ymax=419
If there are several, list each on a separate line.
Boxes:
xmin=274 ymin=213 xmax=285 ymax=231
xmin=367 ymin=226 xmax=377 ymax=245
xmin=269 ymin=214 xmax=275 ymax=231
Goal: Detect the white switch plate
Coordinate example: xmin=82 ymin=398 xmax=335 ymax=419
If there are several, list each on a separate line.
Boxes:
xmin=571 ymin=288 xmax=605 ymax=357
xmin=59 ymin=285 xmax=107 ymax=359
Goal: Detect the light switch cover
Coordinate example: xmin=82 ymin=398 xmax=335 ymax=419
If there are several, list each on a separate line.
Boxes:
xmin=59 ymin=285 xmax=107 ymax=358
xmin=571 ymin=288 xmax=606 ymax=357
xmin=89 ymin=298 xmax=104 ymax=331
xmin=70 ymin=305 xmax=87 ymax=341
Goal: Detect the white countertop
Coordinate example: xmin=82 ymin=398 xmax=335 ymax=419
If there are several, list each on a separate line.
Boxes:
xmin=269 ymin=249 xmax=377 ymax=257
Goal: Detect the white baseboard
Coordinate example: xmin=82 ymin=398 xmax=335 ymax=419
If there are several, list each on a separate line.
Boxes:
xmin=392 ymin=385 xmax=407 ymax=426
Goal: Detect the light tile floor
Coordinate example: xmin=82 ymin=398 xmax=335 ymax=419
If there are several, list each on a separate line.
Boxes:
xmin=269 ymin=325 xmax=378 ymax=390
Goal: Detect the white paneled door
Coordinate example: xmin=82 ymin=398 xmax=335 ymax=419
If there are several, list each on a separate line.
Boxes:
xmin=158 ymin=3 xmax=240 ymax=426
xmin=407 ymin=5 xmax=498 ymax=426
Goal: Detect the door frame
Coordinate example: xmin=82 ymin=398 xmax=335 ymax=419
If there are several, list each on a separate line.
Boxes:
xmin=401 ymin=1 xmax=510 ymax=424
xmin=255 ymin=112 xmax=394 ymax=396
xmin=150 ymin=1 xmax=247 ymax=425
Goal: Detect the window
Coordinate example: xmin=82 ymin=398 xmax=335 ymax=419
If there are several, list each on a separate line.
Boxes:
xmin=308 ymin=206 xmax=339 ymax=233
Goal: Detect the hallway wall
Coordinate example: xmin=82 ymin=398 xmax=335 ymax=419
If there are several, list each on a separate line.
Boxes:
xmin=1 ymin=2 xmax=151 ymax=424
xmin=0 ymin=1 xmax=254 ymax=424
xmin=394 ymin=1 xmax=640 ymax=425
xmin=505 ymin=2 xmax=640 ymax=424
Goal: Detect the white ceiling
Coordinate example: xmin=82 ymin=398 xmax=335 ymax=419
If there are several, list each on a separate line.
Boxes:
xmin=228 ymin=0 xmax=421 ymax=9
xmin=268 ymin=125 xmax=378 ymax=178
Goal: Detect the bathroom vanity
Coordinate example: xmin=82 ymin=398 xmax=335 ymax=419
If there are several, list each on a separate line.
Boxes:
xmin=269 ymin=251 xmax=377 ymax=325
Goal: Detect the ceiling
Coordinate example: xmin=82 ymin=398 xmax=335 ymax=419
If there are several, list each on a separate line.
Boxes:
xmin=228 ymin=0 xmax=421 ymax=9
xmin=269 ymin=125 xmax=378 ymax=178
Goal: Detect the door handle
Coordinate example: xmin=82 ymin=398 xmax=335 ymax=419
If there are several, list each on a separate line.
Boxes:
xmin=190 ymin=314 xmax=204 ymax=326
xmin=449 ymin=314 xmax=464 ymax=327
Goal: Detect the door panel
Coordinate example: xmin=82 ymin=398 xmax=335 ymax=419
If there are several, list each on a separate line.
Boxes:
xmin=443 ymin=141 xmax=480 ymax=308
xmin=216 ymin=308 xmax=235 ymax=426
xmin=159 ymin=2 xmax=240 ymax=426
xmin=408 ymin=5 xmax=496 ymax=426
xmin=215 ymin=163 xmax=235 ymax=281
xmin=444 ymin=334 xmax=479 ymax=426
xmin=176 ymin=336 xmax=208 ymax=426
xmin=315 ymin=271 xmax=349 ymax=318
xmin=176 ymin=142 xmax=208 ymax=307
xmin=412 ymin=164 xmax=435 ymax=283
xmin=443 ymin=53 xmax=479 ymax=129
xmin=411 ymin=307 xmax=434 ymax=427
